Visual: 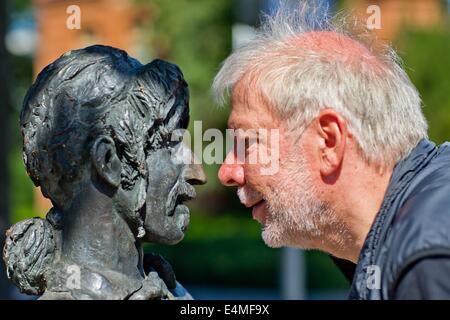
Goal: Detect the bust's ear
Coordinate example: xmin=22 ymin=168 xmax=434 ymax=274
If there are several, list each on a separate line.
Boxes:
xmin=91 ymin=136 xmax=122 ymax=188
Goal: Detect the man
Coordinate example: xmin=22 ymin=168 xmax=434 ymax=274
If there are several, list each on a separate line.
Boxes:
xmin=4 ymin=45 xmax=205 ymax=299
xmin=213 ymin=5 xmax=450 ymax=299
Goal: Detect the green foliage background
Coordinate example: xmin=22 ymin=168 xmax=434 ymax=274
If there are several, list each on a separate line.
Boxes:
xmin=398 ymin=29 xmax=450 ymax=143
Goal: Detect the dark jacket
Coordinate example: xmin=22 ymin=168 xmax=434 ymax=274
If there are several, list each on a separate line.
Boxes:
xmin=338 ymin=139 xmax=450 ymax=299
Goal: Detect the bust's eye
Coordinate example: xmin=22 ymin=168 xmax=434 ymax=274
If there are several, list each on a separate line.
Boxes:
xmin=167 ymin=139 xmax=180 ymax=150
xmin=144 ymin=122 xmax=180 ymax=152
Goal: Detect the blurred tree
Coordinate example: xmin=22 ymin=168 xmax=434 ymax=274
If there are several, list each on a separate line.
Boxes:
xmin=5 ymin=0 xmax=35 ymax=225
xmin=397 ymin=29 xmax=450 ymax=144
xmin=137 ymin=0 xmax=235 ymax=213
xmin=0 ymin=0 xmax=13 ymax=299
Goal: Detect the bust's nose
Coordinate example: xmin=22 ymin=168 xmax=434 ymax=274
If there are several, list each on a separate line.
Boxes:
xmin=176 ymin=144 xmax=206 ymax=185
xmin=183 ymin=162 xmax=207 ymax=185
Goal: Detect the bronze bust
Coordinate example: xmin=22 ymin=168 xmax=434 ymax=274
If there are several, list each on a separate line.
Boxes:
xmin=2 ymin=45 xmax=206 ymax=299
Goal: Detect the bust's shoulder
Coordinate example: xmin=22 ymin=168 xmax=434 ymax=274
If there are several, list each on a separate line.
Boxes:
xmin=39 ymin=291 xmax=75 ymax=300
xmin=45 ymin=262 xmax=142 ymax=300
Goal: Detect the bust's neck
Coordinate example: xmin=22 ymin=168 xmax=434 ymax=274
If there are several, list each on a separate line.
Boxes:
xmin=60 ymin=182 xmax=144 ymax=288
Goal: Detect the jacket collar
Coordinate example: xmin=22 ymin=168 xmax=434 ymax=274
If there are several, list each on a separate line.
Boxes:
xmin=348 ymin=139 xmax=437 ymax=299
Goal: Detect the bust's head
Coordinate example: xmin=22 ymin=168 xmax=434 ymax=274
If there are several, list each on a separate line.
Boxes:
xmin=20 ymin=45 xmax=205 ymax=244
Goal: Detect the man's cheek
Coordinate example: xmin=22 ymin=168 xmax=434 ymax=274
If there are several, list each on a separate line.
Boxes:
xmin=260 ymin=140 xmax=281 ymax=176
xmin=244 ymin=165 xmax=269 ymax=191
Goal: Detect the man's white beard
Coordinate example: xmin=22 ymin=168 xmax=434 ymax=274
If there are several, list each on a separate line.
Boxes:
xmin=240 ymin=151 xmax=347 ymax=250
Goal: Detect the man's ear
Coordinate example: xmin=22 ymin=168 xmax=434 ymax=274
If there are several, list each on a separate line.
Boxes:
xmin=91 ymin=136 xmax=122 ymax=188
xmin=315 ymin=109 xmax=347 ymax=178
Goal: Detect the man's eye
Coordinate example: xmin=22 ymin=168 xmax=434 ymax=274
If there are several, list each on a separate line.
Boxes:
xmin=245 ymin=136 xmax=258 ymax=149
xmin=244 ymin=137 xmax=251 ymax=150
xmin=233 ymin=136 xmax=257 ymax=158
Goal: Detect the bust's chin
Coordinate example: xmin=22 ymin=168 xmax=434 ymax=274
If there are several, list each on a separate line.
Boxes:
xmin=143 ymin=225 xmax=186 ymax=245
xmin=146 ymin=234 xmax=185 ymax=246
xmin=174 ymin=204 xmax=190 ymax=231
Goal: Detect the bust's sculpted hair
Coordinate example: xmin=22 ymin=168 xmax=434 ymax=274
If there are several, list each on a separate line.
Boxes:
xmin=3 ymin=45 xmax=189 ymax=295
xmin=3 ymin=217 xmax=56 ymax=295
xmin=21 ymin=45 xmax=188 ymax=211
xmin=213 ymin=2 xmax=427 ymax=167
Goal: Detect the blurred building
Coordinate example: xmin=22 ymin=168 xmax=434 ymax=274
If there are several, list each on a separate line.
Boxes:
xmin=345 ymin=0 xmax=446 ymax=40
xmin=33 ymin=0 xmax=149 ymax=212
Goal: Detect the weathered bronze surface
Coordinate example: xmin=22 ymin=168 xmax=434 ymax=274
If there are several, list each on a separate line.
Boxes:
xmin=2 ymin=45 xmax=206 ymax=300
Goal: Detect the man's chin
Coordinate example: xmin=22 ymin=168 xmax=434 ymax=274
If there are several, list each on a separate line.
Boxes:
xmin=261 ymin=224 xmax=315 ymax=249
xmin=261 ymin=226 xmax=285 ymax=248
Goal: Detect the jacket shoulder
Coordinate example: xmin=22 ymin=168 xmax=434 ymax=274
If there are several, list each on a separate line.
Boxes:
xmin=381 ymin=143 xmax=450 ymax=298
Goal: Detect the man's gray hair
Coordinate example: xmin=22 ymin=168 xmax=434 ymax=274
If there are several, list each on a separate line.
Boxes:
xmin=213 ymin=2 xmax=428 ymax=167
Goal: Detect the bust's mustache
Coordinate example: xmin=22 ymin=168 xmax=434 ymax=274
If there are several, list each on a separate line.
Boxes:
xmin=166 ymin=178 xmax=197 ymax=217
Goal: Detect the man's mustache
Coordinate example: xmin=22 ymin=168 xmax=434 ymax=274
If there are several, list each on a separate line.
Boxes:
xmin=237 ymin=186 xmax=264 ymax=208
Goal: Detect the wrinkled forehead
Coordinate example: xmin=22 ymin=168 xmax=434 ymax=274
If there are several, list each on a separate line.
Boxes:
xmin=228 ymin=31 xmax=385 ymax=129
xmin=288 ymin=31 xmax=385 ymax=70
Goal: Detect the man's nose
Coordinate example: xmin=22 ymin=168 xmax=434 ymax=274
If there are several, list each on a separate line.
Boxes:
xmin=218 ymin=152 xmax=245 ymax=187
